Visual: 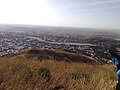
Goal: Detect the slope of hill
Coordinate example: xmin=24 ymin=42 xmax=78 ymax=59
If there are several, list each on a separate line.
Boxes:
xmin=0 ymin=48 xmax=116 ymax=90
xmin=5 ymin=48 xmax=99 ymax=64
xmin=0 ymin=57 xmax=116 ymax=90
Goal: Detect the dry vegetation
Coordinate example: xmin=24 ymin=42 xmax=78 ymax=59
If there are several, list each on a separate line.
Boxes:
xmin=0 ymin=57 xmax=117 ymax=90
xmin=9 ymin=48 xmax=99 ymax=64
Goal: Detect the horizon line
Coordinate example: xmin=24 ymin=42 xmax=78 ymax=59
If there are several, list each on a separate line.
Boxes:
xmin=0 ymin=23 xmax=119 ymax=31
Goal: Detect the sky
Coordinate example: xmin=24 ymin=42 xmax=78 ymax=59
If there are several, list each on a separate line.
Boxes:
xmin=0 ymin=0 xmax=120 ymax=30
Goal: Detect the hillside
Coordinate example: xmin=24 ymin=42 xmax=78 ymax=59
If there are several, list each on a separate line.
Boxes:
xmin=4 ymin=48 xmax=99 ymax=64
xmin=0 ymin=49 xmax=116 ymax=90
xmin=0 ymin=57 xmax=116 ymax=90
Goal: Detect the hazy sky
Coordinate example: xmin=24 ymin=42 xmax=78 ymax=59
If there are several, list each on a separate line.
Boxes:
xmin=0 ymin=0 xmax=120 ymax=30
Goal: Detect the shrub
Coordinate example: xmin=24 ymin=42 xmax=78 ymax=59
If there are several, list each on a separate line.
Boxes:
xmin=36 ymin=67 xmax=51 ymax=78
xmin=70 ymin=69 xmax=90 ymax=81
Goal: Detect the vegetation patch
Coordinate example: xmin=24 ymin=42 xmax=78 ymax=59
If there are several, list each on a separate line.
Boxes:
xmin=0 ymin=58 xmax=116 ymax=90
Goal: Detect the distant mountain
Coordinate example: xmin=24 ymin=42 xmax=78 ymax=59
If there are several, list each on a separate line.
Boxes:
xmin=3 ymin=48 xmax=99 ymax=64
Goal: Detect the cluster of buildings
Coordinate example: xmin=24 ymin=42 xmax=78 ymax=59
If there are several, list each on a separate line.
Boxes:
xmin=0 ymin=31 xmax=119 ymax=63
xmin=0 ymin=32 xmax=96 ymax=57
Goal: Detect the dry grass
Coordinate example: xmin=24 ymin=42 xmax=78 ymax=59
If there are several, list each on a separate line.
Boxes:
xmin=0 ymin=58 xmax=117 ymax=90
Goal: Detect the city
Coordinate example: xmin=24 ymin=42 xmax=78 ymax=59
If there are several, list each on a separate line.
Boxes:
xmin=0 ymin=26 xmax=120 ymax=64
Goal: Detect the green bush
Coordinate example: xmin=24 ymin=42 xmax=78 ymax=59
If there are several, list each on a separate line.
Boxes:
xmin=70 ymin=69 xmax=90 ymax=81
xmin=36 ymin=67 xmax=51 ymax=78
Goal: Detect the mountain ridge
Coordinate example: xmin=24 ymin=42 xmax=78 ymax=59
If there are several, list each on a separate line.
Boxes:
xmin=2 ymin=48 xmax=99 ymax=64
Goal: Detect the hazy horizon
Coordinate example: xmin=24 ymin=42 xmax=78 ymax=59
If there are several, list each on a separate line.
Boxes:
xmin=0 ymin=0 xmax=120 ymax=30
xmin=0 ymin=23 xmax=120 ymax=33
